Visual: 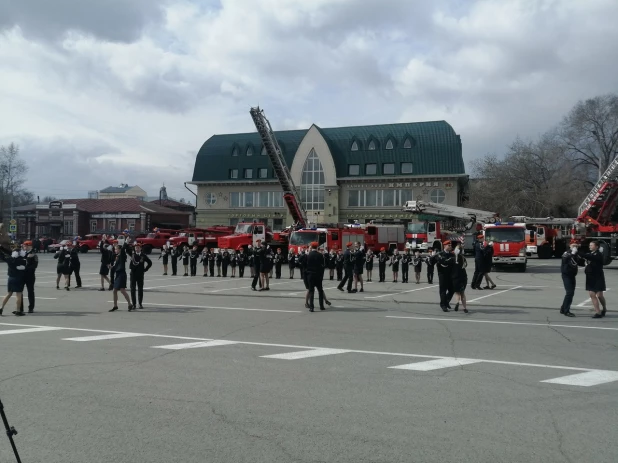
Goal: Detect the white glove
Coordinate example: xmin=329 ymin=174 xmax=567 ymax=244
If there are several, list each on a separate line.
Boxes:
xmin=16 ymin=265 xmax=25 ymax=270
xmin=19 ymin=250 xmax=26 ymax=257
xmin=571 ymin=247 xmax=578 ymax=255
xmin=11 ymin=251 xmax=18 ymax=258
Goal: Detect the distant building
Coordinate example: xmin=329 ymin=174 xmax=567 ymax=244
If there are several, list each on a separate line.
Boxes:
xmin=98 ymin=184 xmax=148 ymax=200
xmin=150 ymin=198 xmax=196 ymax=226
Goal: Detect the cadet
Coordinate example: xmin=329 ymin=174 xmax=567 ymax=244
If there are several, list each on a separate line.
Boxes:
xmin=159 ymin=242 xmax=170 ymax=275
xmin=337 ymin=242 xmax=354 ymax=293
xmin=365 ymin=249 xmax=374 ymax=282
xmin=222 ymin=249 xmax=230 ymax=277
xmin=297 ymin=248 xmax=307 ymax=281
xmin=471 ymin=235 xmax=485 ymax=290
xmin=326 ymin=249 xmax=337 ymax=280
xmin=251 ymin=240 xmax=264 ymax=291
xmin=0 ymin=246 xmax=27 ymax=316
xmin=390 ymin=249 xmax=401 ymax=283
xmin=425 ymin=249 xmax=436 ymax=284
xmin=274 ymin=248 xmax=283 ymax=279
xmin=54 ymin=243 xmax=72 ymax=291
xmin=306 ymin=242 xmax=327 ymax=312
xmin=230 ymin=250 xmax=237 ymax=277
xmin=181 ymin=246 xmax=190 ymax=276
xmin=215 ymin=250 xmax=223 ymax=277
xmin=208 ymin=249 xmax=216 ymax=277
xmin=401 ymin=249 xmax=411 ymax=283
xmin=189 ymin=245 xmax=199 ymax=277
xmin=69 ymin=239 xmax=82 ymax=288
xmin=581 ymin=240 xmax=607 ymax=318
xmin=237 ymin=247 xmax=247 ymax=278
xmin=353 ymin=243 xmax=365 ymax=292
xmin=288 ymin=249 xmax=296 ymax=279
xmin=560 ymin=240 xmax=583 ymax=317
xmin=437 ymin=241 xmax=455 ymax=312
xmin=259 ymin=244 xmax=273 ymax=291
xmin=129 ymin=243 xmax=152 ymax=309
xmin=335 ymin=249 xmax=344 ymax=281
xmin=412 ymin=250 xmax=423 ymax=284
xmin=200 ymin=248 xmax=209 ymax=276
xmin=20 ymin=241 xmax=38 ymax=313
xmin=170 ymin=245 xmax=179 ymax=276
xmin=377 ymin=247 xmax=388 ymax=282
xmin=451 ymin=245 xmax=469 ymax=313
xmin=109 ymin=243 xmax=134 ymax=312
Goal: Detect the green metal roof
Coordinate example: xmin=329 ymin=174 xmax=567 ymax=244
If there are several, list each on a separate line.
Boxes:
xmin=192 ymin=121 xmax=464 ymax=182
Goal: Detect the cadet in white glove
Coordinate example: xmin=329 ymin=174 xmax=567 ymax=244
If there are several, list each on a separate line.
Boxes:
xmin=0 ymin=247 xmax=27 ymax=316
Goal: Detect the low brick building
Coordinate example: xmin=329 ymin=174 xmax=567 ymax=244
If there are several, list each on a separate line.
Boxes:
xmin=13 ymin=198 xmax=191 ymax=240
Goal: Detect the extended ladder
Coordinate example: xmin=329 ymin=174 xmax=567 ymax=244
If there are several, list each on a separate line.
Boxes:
xmin=578 ymin=156 xmax=618 ymax=216
xmin=250 ymin=107 xmax=307 ymax=229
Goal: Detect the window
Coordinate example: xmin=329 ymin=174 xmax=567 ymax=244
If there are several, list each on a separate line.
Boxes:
xmin=204 ymin=192 xmax=216 ymax=205
xmin=386 ymin=139 xmax=394 ymax=150
xmin=51 ymin=210 xmax=61 ymax=217
xmin=430 ymin=189 xmax=446 ymax=203
xmin=231 ymin=192 xmax=280 ymax=208
xmin=229 ymin=218 xmax=239 ymax=226
xmin=365 ymin=164 xmax=377 ymax=175
xmin=128 ymin=221 xmax=135 ymax=231
xmin=261 ymin=146 xmax=267 ymax=156
xmin=403 ymin=138 xmax=412 ymax=149
xmin=351 ymin=141 xmax=359 ymax=151
xmin=108 ymin=221 xmax=116 ymax=232
xmin=274 ymin=218 xmax=283 ymax=229
xmin=244 ymin=168 xmax=253 ymax=179
xmin=232 ymin=147 xmax=239 ymax=156
xmin=272 ymin=192 xmax=283 ymax=208
xmin=383 ymin=163 xmax=395 ymax=174
xmin=368 ymin=140 xmax=376 ymax=150
xmin=258 ymin=168 xmax=268 ymax=179
xmin=348 ymin=164 xmax=360 ymax=176
xmin=258 ymin=191 xmax=269 ymax=208
xmin=246 ymin=146 xmax=253 ymax=156
xmin=230 ymin=169 xmax=238 ymax=179
xmin=383 ymin=190 xmax=395 ymax=207
xmin=348 ymin=190 xmax=360 ymax=207
xmin=401 ymin=162 xmax=413 ymax=174
xmin=64 ymin=221 xmax=74 ymax=235
xmin=348 ymin=189 xmax=411 ymax=207
xmin=300 ymin=149 xmax=325 ymax=211
xmin=365 ymin=189 xmax=377 ymax=207
xmin=401 ymin=190 xmax=414 ymax=204
xmin=230 ymin=192 xmax=240 ymax=207
xmin=90 ymin=220 xmax=97 ymax=232
xmin=244 ymin=192 xmax=254 ymax=207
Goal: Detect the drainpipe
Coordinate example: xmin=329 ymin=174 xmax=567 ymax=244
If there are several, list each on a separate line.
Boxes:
xmin=184 ymin=182 xmax=197 ymax=226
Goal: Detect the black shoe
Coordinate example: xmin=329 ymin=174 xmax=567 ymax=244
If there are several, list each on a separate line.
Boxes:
xmin=28 ymin=309 xmax=34 ymax=313
xmin=128 ymin=305 xmax=135 ymax=311
xmin=99 ymin=288 xmax=105 ymax=291
xmin=351 ymin=289 xmax=357 ymax=293
xmin=564 ymin=312 xmax=575 ymax=317
xmin=320 ymin=307 xmax=325 ymax=311
xmin=454 ymin=303 xmax=459 ymax=312
xmin=359 ymin=288 xmax=364 ymax=292
xmin=56 ymin=286 xmax=60 ymax=290
xmin=325 ymin=300 xmax=332 ymax=306
xmin=471 ymin=285 xmax=476 ymax=290
xmin=441 ymin=307 xmax=449 ymax=312
xmin=65 ymin=287 xmax=70 ymax=291
xmin=490 ymin=285 xmax=497 ymax=289
xmin=251 ymin=287 xmax=257 ymax=291
xmin=601 ymin=308 xmax=607 ymax=317
xmin=109 ymin=306 xmax=119 ymax=312
xmin=592 ymin=313 xmax=603 ymax=318
xmin=305 ymin=303 xmax=310 ymax=309
xmin=337 ymin=287 xmax=344 ymax=292
xmin=560 ymin=308 xmax=565 ymax=314
xmin=13 ymin=311 xmax=25 ymax=316
xmin=309 ymin=307 xmax=314 ymax=312
xmin=138 ymin=305 xmax=144 ymax=309
xmin=463 ymin=308 xmax=469 ymax=313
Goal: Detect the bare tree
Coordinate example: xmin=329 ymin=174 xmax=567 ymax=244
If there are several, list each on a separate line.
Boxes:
xmin=561 ymin=94 xmax=618 ymax=181
xmin=0 ymin=143 xmax=30 ymax=220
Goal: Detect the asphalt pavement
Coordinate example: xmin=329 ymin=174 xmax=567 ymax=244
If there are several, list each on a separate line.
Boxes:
xmin=0 ymin=252 xmax=617 ymax=463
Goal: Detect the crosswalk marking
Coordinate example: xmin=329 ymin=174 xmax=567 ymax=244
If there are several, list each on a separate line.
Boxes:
xmin=152 ymin=340 xmax=238 ymax=350
xmin=63 ymin=333 xmax=149 ymax=342
xmin=389 ymin=357 xmax=482 ymax=371
xmin=0 ymin=327 xmax=62 ymax=336
xmin=261 ymin=348 xmax=350 ymax=360
xmin=541 ymin=370 xmax=618 ymax=387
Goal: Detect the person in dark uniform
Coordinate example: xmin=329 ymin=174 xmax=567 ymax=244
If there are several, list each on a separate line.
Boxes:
xmin=335 ymin=250 xmax=344 ymax=281
xmin=390 ymin=249 xmax=401 ymax=283
xmin=377 ymin=247 xmax=388 ymax=282
xmin=451 ymin=246 xmax=469 ymax=313
xmin=237 ymin=247 xmax=247 ymax=278
xmin=248 ymin=245 xmax=255 ymax=278
xmin=274 ymin=248 xmax=283 ymax=279
xmin=306 ymin=242 xmax=327 ymax=312
xmin=208 ymin=249 xmax=216 ymax=277
xmin=129 ymin=243 xmax=152 ymax=309
xmin=230 ymin=250 xmax=237 ymax=277
xmin=159 ymin=242 xmax=170 ymax=275
xmin=109 ymin=243 xmax=134 ymax=312
xmin=54 ymin=243 xmax=69 ymax=290
xmin=259 ymin=245 xmax=273 ymax=291
xmin=33 ymin=237 xmax=41 ymax=253
xmin=581 ymin=240 xmax=607 ymax=318
xmin=19 ymin=241 xmax=38 ymax=313
xmin=437 ymin=241 xmax=455 ymax=312
xmin=181 ymin=246 xmax=190 ymax=276
xmin=188 ymin=245 xmax=199 ymax=277
xmin=55 ymin=243 xmax=72 ymax=290
xmin=288 ymin=249 xmax=296 ymax=279
xmin=401 ymin=249 xmax=411 ymax=283
xmin=170 ymin=245 xmax=179 ymax=276
xmin=221 ymin=249 xmax=230 ymax=277
xmin=200 ymin=248 xmax=209 ymax=276
xmin=327 ymin=249 xmax=337 ymax=280
xmin=251 ymin=240 xmax=264 ymax=290
xmin=215 ymin=250 xmax=223 ymax=277
xmin=69 ymin=240 xmax=82 ymax=288
xmin=297 ymin=248 xmax=307 ymax=281
xmin=353 ymin=243 xmax=365 ymax=292
xmin=412 ymin=250 xmax=423 ymax=284
xmin=337 ymin=242 xmax=355 ymax=293
xmin=425 ymin=249 xmax=436 ymax=284
xmin=471 ymin=235 xmax=485 ymax=290
xmin=560 ymin=240 xmax=584 ymax=317
xmin=482 ymin=242 xmax=496 ymax=289
xmin=0 ymin=246 xmax=27 ymax=316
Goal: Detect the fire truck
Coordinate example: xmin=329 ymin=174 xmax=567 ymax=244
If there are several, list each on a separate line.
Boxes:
xmin=509 ymin=216 xmax=575 ymax=259
xmin=402 ymin=200 xmax=500 ymax=253
xmin=169 ymin=226 xmax=235 ymax=252
xmin=482 ymin=222 xmax=528 ymax=272
xmin=135 ymin=228 xmax=181 ymax=254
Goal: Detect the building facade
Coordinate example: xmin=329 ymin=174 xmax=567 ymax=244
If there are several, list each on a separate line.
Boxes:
xmin=190 ymin=121 xmax=468 ymax=229
xmin=98 ymin=184 xmax=148 ymax=200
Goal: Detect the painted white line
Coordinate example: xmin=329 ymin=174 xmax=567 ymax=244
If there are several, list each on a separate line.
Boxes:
xmin=385 ymin=316 xmax=618 ymax=331
xmin=467 ymin=286 xmax=522 ymax=303
xmin=262 ymin=348 xmax=350 ymax=360
xmin=207 ymin=281 xmax=291 ymax=293
xmin=364 ymin=285 xmax=435 ymax=299
xmin=541 ymin=370 xmax=618 ymax=387
xmin=152 ymin=340 xmax=239 ymax=350
xmin=38 ymin=297 xmax=57 ymax=300
xmin=0 ymin=327 xmax=62 ymax=335
xmin=63 ymin=333 xmax=149 ymax=342
xmin=107 ymin=301 xmax=302 ymax=313
xmin=389 ymin=357 xmax=482 ymax=371
xmin=576 ymin=289 xmax=611 ymax=307
xmin=144 ymin=282 xmax=207 ymax=290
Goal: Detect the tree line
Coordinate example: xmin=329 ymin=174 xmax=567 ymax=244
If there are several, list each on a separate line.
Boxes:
xmin=0 ymin=143 xmax=34 ymax=221
xmin=467 ymin=94 xmax=618 ymax=218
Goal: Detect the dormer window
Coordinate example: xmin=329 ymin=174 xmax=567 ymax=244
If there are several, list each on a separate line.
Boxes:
xmin=261 ymin=146 xmax=267 ymax=156
xmin=368 ymin=140 xmax=376 ymax=151
xmin=386 ymin=139 xmax=394 ymax=150
xmin=351 ymin=141 xmax=359 ymax=151
xmin=232 ymin=147 xmax=239 ymax=156
xmin=403 ymin=138 xmax=412 ymax=149
xmin=246 ymin=146 xmax=253 ymax=156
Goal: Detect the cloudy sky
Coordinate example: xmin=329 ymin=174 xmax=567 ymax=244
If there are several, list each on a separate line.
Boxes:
xmin=1 ymin=0 xmax=617 ymax=201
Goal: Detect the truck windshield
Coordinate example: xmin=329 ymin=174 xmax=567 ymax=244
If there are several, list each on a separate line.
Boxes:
xmin=290 ymin=231 xmax=319 ymax=245
xmin=235 ymin=224 xmax=253 ymax=234
xmin=485 ymin=228 xmax=525 ymax=243
xmin=146 ymin=233 xmax=156 ymax=239
xmin=407 ymin=223 xmax=427 ymax=233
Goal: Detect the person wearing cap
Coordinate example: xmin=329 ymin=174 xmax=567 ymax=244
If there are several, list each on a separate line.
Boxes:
xmin=129 ymin=243 xmax=152 ymax=309
xmin=377 ymin=247 xmax=388 ymax=283
xmin=305 ymin=241 xmax=328 ymax=311
xmin=0 ymin=245 xmax=27 ymax=316
xmin=560 ymin=240 xmax=584 ymax=317
xmin=471 ymin=234 xmax=485 ymax=290
xmin=335 ymin=249 xmax=344 ymax=281
xmin=337 ymin=242 xmax=355 ymax=293
xmin=199 ymin=247 xmax=209 ymax=277
xmin=181 ymin=245 xmax=190 ymax=277
xmin=352 ymin=242 xmax=365 ymax=292
xmin=326 ymin=248 xmax=336 ymax=280
xmin=237 ymin=246 xmax=247 ymax=278
xmin=54 ymin=242 xmax=72 ymax=291
xmin=581 ymin=240 xmax=607 ymax=318
xmin=436 ymin=241 xmax=456 ymax=312
xmin=482 ymin=241 xmax=496 ymax=289
xmin=287 ymin=248 xmax=297 ymax=279
xmin=451 ymin=244 xmax=469 ymax=313
xmin=390 ymin=249 xmax=402 ymax=283
xmin=109 ymin=242 xmax=134 ymax=312
xmin=297 ymin=247 xmax=307 ymax=281
xmin=221 ymin=248 xmax=231 ymax=277
xmin=365 ymin=248 xmax=374 ymax=282
xmin=207 ymin=248 xmax=216 ymax=277
xmin=251 ymin=240 xmax=264 ymax=291
xmin=189 ymin=245 xmax=199 ymax=277
xmin=230 ymin=249 xmax=238 ymax=278
xmin=170 ymin=244 xmax=179 ymax=276
xmin=69 ymin=240 xmax=82 ymax=288
xmin=259 ymin=243 xmax=273 ymax=291
xmin=159 ymin=241 xmax=171 ymax=276
xmin=273 ymin=248 xmax=283 ymax=279
xmin=19 ymin=241 xmax=38 ymax=313
xmin=412 ymin=249 xmax=423 ymax=284
xmin=425 ymin=248 xmax=436 ymax=284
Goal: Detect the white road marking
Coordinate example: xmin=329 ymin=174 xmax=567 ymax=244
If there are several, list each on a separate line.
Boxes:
xmin=153 ymin=340 xmax=239 ymax=350
xmin=107 ymin=301 xmax=302 ymax=313
xmin=63 ymin=333 xmax=149 ymax=342
xmin=262 ymin=348 xmax=350 ymax=360
xmin=144 ymin=282 xmax=208 ymax=290
xmin=1 ymin=321 xmax=616 ymax=386
xmin=389 ymin=357 xmax=482 ymax=371
xmin=0 ymin=327 xmax=62 ymax=335
xmin=364 ymin=285 xmax=435 ymax=299
xmin=207 ymin=281 xmax=291 ymax=293
xmin=541 ymin=370 xmax=618 ymax=387
xmin=467 ymin=286 xmax=522 ymax=303
xmin=576 ymin=289 xmax=611 ymax=307
xmin=385 ymin=316 xmax=618 ymax=331
xmin=38 ymin=297 xmax=57 ymax=300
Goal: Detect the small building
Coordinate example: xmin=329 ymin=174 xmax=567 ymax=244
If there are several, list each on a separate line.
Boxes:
xmin=150 ymin=198 xmax=196 ymax=226
xmin=98 ymin=184 xmax=148 ymax=200
xmin=13 ymin=198 xmax=190 ymax=240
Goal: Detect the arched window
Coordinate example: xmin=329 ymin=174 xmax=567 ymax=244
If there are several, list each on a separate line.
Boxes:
xmin=261 ymin=146 xmax=267 ymax=156
xmin=232 ymin=147 xmax=239 ymax=156
xmin=246 ymin=146 xmax=253 ymax=156
xmin=368 ymin=140 xmax=376 ymax=151
xmin=351 ymin=141 xmax=359 ymax=151
xmin=300 ymin=149 xmax=325 ymax=211
xmin=403 ymin=138 xmax=412 ymax=149
xmin=386 ymin=139 xmax=394 ymax=150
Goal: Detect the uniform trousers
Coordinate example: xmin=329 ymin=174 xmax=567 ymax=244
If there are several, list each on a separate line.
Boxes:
xmin=438 ymin=272 xmax=454 ymax=308
xmin=561 ymin=274 xmax=576 ymax=314
xmin=130 ymin=272 xmax=145 ymax=306
xmin=307 ymin=271 xmax=325 ymax=309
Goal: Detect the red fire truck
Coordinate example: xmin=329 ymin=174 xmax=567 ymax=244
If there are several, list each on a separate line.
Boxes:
xmin=170 ymin=226 xmax=235 ymax=252
xmin=135 ymin=229 xmax=181 ymax=254
xmin=482 ymin=222 xmax=528 ymax=272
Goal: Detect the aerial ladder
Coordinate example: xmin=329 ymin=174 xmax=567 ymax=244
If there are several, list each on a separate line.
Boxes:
xmin=577 ymin=156 xmax=618 ymax=234
xmin=250 ymin=107 xmax=308 ymax=229
xmin=402 ymin=200 xmax=500 ymax=231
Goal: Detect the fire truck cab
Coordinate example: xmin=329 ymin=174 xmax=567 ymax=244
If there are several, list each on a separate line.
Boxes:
xmin=483 ymin=222 xmax=527 ymax=272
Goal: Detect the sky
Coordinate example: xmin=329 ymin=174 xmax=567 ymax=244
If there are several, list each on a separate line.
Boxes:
xmin=1 ymin=0 xmax=617 ymax=201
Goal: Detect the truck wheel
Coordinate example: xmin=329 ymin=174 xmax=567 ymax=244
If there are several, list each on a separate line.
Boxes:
xmin=80 ymin=245 xmax=89 ymax=253
xmin=537 ymin=244 xmax=552 ymax=259
xmin=518 ymin=263 xmax=527 ymax=272
xmin=143 ymin=245 xmax=153 ymax=255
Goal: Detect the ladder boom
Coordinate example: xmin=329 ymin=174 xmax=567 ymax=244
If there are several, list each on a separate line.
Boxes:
xmin=250 ymin=107 xmax=307 ymax=229
xmin=578 ymin=156 xmax=618 ymax=216
xmin=403 ymin=200 xmax=499 ymax=230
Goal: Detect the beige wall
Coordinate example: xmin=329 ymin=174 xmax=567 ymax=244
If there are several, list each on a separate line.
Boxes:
xmin=99 ymin=186 xmax=147 ymax=199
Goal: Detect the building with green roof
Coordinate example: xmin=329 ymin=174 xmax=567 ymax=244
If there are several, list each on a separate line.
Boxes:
xmin=189 ymin=120 xmax=468 ymax=228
